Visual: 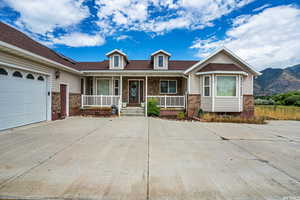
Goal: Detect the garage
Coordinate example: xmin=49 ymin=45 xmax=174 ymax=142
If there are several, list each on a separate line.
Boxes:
xmin=0 ymin=66 xmax=48 ymax=131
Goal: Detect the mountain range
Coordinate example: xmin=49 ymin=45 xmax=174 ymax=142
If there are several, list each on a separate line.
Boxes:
xmin=254 ymin=64 xmax=300 ymax=96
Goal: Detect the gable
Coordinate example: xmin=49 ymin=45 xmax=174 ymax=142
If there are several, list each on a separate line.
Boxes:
xmin=184 ymin=48 xmax=260 ymax=76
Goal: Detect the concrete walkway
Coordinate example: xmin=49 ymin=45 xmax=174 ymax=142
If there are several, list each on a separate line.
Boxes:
xmin=0 ymin=117 xmax=299 ymax=199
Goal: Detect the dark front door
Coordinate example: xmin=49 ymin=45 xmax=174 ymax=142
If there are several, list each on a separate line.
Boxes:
xmin=60 ymin=84 xmax=67 ymax=119
xmin=129 ymin=80 xmax=139 ymax=104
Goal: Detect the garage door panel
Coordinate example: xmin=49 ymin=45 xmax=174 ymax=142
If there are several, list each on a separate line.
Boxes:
xmin=0 ymin=71 xmax=47 ymax=131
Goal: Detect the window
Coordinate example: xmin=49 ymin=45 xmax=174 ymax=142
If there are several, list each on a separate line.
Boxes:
xmin=97 ymin=79 xmax=110 ymax=95
xmin=37 ymin=76 xmax=44 ymax=81
xmin=203 ymin=76 xmax=210 ymax=97
xmin=114 ymin=79 xmax=119 ymax=95
xmin=160 ymin=80 xmax=177 ymax=94
xmin=113 ymin=55 xmax=120 ymax=67
xmin=13 ymin=71 xmax=22 ymax=78
xmin=0 ymin=68 xmax=8 ymax=75
xmin=216 ymin=76 xmax=237 ymax=96
xmin=158 ymin=55 xmax=164 ymax=67
xmin=26 ymin=74 xmax=34 ymax=80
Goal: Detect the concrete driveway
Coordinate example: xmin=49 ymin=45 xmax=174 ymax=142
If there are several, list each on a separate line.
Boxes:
xmin=0 ymin=117 xmax=299 ymax=200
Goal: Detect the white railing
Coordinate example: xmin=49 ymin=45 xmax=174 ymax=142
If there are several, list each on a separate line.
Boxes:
xmin=81 ymin=95 xmax=121 ymax=107
xmin=147 ymin=95 xmax=185 ymax=108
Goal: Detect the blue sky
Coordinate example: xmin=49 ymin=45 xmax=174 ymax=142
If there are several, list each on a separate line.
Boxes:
xmin=0 ymin=0 xmax=300 ymax=70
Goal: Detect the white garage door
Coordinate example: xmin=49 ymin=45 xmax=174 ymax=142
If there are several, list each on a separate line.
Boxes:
xmin=0 ymin=67 xmax=48 ymax=131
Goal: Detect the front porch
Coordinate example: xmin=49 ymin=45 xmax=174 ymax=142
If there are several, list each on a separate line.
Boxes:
xmin=81 ymin=75 xmax=187 ymax=116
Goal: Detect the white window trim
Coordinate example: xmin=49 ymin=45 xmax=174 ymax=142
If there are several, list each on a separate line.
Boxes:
xmin=203 ymin=75 xmax=211 ymax=97
xmin=158 ymin=55 xmax=164 ymax=67
xmin=113 ymin=55 xmax=120 ymax=68
xmin=215 ymin=75 xmax=238 ymax=98
xmin=96 ymin=78 xmax=111 ymax=95
xmin=159 ymin=80 xmax=177 ymax=94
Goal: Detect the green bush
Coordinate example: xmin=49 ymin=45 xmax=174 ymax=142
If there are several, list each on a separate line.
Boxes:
xmin=271 ymin=91 xmax=300 ymax=105
xmin=198 ymin=108 xmax=204 ymax=117
xmin=255 ymin=98 xmax=275 ymax=105
xmin=147 ymin=98 xmax=160 ymax=116
xmin=284 ymin=95 xmax=300 ymax=105
xmin=177 ymin=112 xmax=185 ymax=120
xmin=295 ymin=101 xmax=300 ymax=107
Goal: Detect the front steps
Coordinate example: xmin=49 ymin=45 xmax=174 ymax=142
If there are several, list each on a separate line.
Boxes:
xmin=121 ymin=107 xmax=145 ymax=116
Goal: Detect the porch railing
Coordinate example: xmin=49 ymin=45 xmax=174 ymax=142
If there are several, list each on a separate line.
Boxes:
xmin=81 ymin=95 xmax=121 ymax=107
xmin=147 ymin=95 xmax=185 ymax=108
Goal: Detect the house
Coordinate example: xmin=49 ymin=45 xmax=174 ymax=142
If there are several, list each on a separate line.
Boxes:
xmin=0 ymin=22 xmax=260 ymax=131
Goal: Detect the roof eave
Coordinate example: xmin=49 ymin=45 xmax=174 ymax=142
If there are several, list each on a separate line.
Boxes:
xmin=0 ymin=41 xmax=82 ymax=75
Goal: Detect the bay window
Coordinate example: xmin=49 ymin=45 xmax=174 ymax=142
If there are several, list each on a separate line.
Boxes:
xmin=160 ymin=80 xmax=177 ymax=94
xmin=216 ymin=76 xmax=237 ymax=97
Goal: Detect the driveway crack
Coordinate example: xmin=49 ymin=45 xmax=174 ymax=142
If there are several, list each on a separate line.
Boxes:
xmin=146 ymin=117 xmax=150 ymax=200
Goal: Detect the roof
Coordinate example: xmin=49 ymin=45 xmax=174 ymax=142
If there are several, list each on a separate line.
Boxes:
xmin=0 ymin=22 xmax=78 ymax=70
xmin=76 ymin=60 xmax=198 ymax=71
xmin=151 ymin=50 xmax=171 ymax=57
xmin=197 ymin=63 xmax=245 ymax=72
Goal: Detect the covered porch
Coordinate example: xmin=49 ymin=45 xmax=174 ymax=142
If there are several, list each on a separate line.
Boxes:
xmin=81 ymin=74 xmax=187 ymax=116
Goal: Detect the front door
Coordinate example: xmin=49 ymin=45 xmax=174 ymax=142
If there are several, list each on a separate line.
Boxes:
xmin=129 ymin=80 xmax=139 ymax=104
xmin=60 ymin=84 xmax=67 ymax=119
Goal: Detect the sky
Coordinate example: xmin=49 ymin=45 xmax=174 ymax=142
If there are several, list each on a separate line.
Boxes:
xmin=0 ymin=0 xmax=299 ymax=71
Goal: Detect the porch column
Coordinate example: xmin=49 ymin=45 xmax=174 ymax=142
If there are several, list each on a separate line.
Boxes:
xmin=112 ymin=76 xmax=114 ymax=95
xmin=93 ymin=76 xmax=96 ymax=95
xmin=120 ymin=75 xmax=123 ymax=102
xmin=145 ymin=75 xmax=148 ymax=117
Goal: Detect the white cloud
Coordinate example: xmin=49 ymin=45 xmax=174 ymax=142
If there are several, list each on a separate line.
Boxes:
xmin=95 ymin=0 xmax=254 ymax=35
xmin=3 ymin=0 xmax=89 ymax=34
xmin=190 ymin=5 xmax=300 ymax=70
xmin=115 ymin=35 xmax=131 ymax=41
xmin=253 ymin=4 xmax=271 ymax=12
xmin=51 ymin=33 xmax=105 ymax=47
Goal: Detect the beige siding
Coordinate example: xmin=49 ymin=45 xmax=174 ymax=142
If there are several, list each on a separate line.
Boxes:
xmin=201 ymin=97 xmax=212 ymax=111
xmin=189 ymin=73 xmax=200 ymax=94
xmin=214 ymin=97 xmax=240 ymax=112
xmin=0 ymin=51 xmax=81 ymax=93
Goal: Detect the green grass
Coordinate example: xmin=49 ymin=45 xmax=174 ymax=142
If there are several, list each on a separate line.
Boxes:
xmin=255 ymin=105 xmax=300 ymax=120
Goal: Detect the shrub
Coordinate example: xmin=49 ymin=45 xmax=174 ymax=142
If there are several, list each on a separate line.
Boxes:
xmin=255 ymin=98 xmax=275 ymax=105
xmin=198 ymin=108 xmax=204 ymax=117
xmin=295 ymin=101 xmax=300 ymax=107
xmin=284 ymin=95 xmax=300 ymax=105
xmin=202 ymin=113 xmax=266 ymax=124
xmin=177 ymin=112 xmax=185 ymax=120
xmin=147 ymin=98 xmax=160 ymax=116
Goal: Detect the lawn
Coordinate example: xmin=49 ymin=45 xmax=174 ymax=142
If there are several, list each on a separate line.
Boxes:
xmin=255 ymin=105 xmax=300 ymax=120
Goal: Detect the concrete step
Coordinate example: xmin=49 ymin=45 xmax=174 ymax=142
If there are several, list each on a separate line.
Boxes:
xmin=121 ymin=107 xmax=145 ymax=116
xmin=121 ymin=112 xmax=145 ymax=116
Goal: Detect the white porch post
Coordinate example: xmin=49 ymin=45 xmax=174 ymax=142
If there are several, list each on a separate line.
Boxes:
xmin=145 ymin=75 xmax=148 ymax=117
xmin=120 ymin=75 xmax=123 ymax=104
xmin=112 ymin=76 xmax=114 ymax=95
xmin=93 ymin=76 xmax=96 ymax=95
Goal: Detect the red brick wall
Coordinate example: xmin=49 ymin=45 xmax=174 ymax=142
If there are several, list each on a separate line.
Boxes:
xmin=187 ymin=94 xmax=201 ymax=118
xmin=241 ymin=95 xmax=254 ymax=118
xmin=51 ymin=92 xmax=81 ymax=120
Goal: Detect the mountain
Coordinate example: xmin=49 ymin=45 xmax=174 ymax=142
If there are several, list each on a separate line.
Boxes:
xmin=254 ymin=64 xmax=300 ymax=96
